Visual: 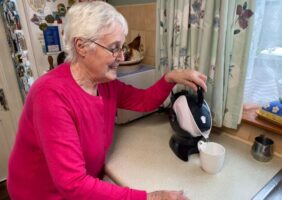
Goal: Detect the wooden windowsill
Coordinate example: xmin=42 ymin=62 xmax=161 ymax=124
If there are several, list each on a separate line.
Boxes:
xmin=242 ymin=104 xmax=282 ymax=136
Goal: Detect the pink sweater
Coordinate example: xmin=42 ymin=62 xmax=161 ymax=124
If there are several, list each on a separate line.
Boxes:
xmin=7 ymin=63 xmax=174 ymax=200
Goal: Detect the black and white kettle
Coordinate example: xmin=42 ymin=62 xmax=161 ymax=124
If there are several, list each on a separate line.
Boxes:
xmin=168 ymin=87 xmax=212 ymax=161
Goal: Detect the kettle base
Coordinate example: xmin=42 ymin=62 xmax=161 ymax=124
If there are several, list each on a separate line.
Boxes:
xmin=169 ymin=135 xmax=202 ymax=161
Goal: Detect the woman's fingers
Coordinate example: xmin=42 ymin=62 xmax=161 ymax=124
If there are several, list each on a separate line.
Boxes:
xmin=184 ymin=80 xmax=198 ymax=92
xmin=193 ymin=77 xmax=207 ymax=92
xmin=147 ymin=190 xmax=189 ymax=200
xmin=199 ymin=73 xmax=207 ymax=82
xmin=164 ymin=68 xmax=208 ymax=92
xmin=184 ymin=70 xmax=207 ymax=92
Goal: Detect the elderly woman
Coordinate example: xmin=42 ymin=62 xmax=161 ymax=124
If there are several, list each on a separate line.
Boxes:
xmin=7 ymin=2 xmax=207 ymax=200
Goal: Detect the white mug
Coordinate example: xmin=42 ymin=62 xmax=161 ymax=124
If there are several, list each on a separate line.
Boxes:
xmin=198 ymin=141 xmax=225 ymax=174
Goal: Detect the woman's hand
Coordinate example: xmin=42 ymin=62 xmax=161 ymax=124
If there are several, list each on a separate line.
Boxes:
xmin=147 ymin=190 xmax=189 ymax=200
xmin=164 ymin=69 xmax=207 ymax=93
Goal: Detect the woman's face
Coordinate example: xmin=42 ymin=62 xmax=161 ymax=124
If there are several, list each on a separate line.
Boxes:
xmin=82 ymin=23 xmax=126 ymax=83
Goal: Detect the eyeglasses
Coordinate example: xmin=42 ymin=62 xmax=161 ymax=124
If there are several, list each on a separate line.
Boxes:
xmin=88 ymin=39 xmax=124 ymax=58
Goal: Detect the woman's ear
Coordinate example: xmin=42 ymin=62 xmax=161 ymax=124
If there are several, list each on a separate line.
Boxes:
xmin=74 ymin=38 xmax=87 ymax=58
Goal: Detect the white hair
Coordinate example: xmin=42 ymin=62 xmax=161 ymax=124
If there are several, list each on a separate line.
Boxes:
xmin=63 ymin=1 xmax=128 ymax=63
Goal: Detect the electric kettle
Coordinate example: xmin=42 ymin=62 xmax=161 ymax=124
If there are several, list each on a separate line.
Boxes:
xmin=168 ymin=87 xmax=212 ymax=161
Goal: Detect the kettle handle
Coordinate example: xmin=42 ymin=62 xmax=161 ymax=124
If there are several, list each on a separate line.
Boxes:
xmin=197 ymin=86 xmax=204 ymax=106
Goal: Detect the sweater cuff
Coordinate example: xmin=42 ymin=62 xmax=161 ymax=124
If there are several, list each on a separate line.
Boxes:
xmin=160 ymin=75 xmax=176 ymax=90
xmin=130 ymin=189 xmax=147 ymax=200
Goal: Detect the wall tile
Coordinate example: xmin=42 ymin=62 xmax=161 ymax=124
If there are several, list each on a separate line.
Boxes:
xmin=143 ymin=56 xmax=155 ymax=66
xmin=116 ymin=6 xmax=132 ymax=30
xmin=128 ymin=5 xmax=146 ymax=30
xmin=144 ymin=4 xmax=156 ymax=31
xmin=116 ymin=3 xmax=156 ymax=66
xmin=145 ymin=31 xmax=155 ymax=58
xmin=126 ymin=31 xmax=132 ymax=44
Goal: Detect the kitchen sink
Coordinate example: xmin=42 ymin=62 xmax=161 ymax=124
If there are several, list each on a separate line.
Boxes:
xmin=252 ymin=169 xmax=282 ymax=200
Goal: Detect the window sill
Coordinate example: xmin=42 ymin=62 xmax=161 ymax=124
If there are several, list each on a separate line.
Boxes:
xmin=242 ymin=104 xmax=282 ymax=136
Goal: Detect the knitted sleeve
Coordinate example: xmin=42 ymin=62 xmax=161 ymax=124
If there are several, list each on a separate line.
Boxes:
xmin=116 ymin=76 xmax=175 ymax=112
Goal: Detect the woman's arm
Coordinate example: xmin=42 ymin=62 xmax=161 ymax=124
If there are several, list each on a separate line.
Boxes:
xmin=116 ymin=76 xmax=175 ymax=112
xmin=116 ymin=69 xmax=207 ymax=112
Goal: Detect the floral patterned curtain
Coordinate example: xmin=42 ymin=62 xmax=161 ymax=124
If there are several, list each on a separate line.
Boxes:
xmin=156 ymin=0 xmax=254 ymax=129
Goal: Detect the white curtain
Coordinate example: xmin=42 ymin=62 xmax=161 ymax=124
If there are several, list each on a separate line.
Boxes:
xmin=156 ymin=0 xmax=254 ymax=129
xmin=244 ymin=0 xmax=282 ymax=105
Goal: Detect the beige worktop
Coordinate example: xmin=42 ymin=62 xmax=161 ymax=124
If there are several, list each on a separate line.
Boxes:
xmin=105 ymin=112 xmax=282 ymax=200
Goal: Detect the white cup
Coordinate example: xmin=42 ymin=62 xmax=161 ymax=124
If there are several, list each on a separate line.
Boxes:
xmin=198 ymin=141 xmax=225 ymax=174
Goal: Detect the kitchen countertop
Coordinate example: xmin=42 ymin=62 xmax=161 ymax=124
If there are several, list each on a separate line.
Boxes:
xmin=105 ymin=112 xmax=282 ymax=200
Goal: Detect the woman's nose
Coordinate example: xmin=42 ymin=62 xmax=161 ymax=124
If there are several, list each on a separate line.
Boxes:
xmin=116 ymin=51 xmax=125 ymax=62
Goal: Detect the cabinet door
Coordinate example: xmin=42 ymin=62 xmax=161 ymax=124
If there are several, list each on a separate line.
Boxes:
xmin=0 ymin=112 xmax=15 ymax=181
xmin=0 ymin=14 xmax=23 ymax=181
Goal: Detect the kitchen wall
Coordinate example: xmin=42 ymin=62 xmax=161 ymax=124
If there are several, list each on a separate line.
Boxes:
xmin=114 ymin=2 xmax=156 ymax=66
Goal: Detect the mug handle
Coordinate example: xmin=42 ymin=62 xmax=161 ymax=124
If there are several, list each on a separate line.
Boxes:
xmin=198 ymin=140 xmax=205 ymax=151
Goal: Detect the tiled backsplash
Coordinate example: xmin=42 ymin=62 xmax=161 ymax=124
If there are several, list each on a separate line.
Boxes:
xmin=116 ymin=3 xmax=156 ymax=66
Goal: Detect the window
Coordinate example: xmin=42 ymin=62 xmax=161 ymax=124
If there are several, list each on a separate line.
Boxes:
xmin=244 ymin=0 xmax=282 ymax=105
